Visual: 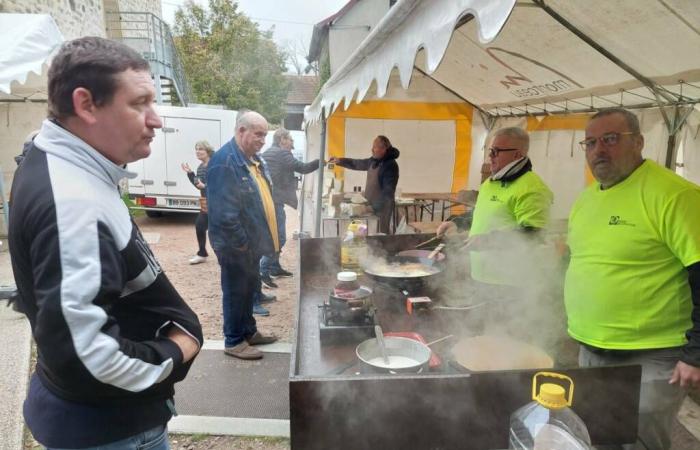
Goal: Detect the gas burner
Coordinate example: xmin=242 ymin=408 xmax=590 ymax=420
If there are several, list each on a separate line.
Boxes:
xmin=318 ymin=303 xmax=377 ymax=345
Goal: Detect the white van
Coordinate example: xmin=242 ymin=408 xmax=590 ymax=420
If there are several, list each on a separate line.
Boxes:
xmin=126 ymin=105 xmax=236 ymax=216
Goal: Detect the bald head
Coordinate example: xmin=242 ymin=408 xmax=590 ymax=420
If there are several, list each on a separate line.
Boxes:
xmin=235 ymin=111 xmax=268 ymax=157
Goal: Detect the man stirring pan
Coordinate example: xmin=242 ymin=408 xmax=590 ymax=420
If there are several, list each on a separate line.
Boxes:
xmin=437 ymin=127 xmax=553 ymax=287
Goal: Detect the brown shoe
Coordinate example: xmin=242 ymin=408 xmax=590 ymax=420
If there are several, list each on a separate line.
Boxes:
xmin=224 ymin=341 xmax=262 ymax=360
xmin=246 ymin=331 xmax=278 ymax=346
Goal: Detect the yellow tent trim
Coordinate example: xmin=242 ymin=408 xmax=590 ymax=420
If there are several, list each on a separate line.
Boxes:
xmin=327 ymin=100 xmax=473 ymax=193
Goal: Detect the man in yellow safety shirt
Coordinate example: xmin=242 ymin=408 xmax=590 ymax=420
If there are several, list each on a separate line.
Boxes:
xmin=565 ymin=107 xmax=700 ymax=449
xmin=437 ymin=127 xmax=553 ymax=287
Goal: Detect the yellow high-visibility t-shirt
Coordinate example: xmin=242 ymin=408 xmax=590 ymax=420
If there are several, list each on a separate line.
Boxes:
xmin=469 ymin=170 xmax=553 ymax=285
xmin=565 ymin=160 xmax=700 ymax=349
xmin=248 ymin=159 xmax=280 ymax=252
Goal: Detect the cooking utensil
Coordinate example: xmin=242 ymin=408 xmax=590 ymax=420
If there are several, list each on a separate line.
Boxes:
xmin=374 ymin=325 xmax=390 ymax=366
xmin=385 ymin=331 xmax=442 ymax=368
xmin=363 ymin=255 xmax=444 ymax=289
xmin=414 ymin=235 xmax=442 ymax=249
xmin=396 ymin=249 xmax=446 ymax=262
xmin=356 ymin=336 xmax=431 ymax=374
xmin=427 ymin=243 xmax=446 ymax=260
xmin=426 ymin=334 xmax=454 ymax=347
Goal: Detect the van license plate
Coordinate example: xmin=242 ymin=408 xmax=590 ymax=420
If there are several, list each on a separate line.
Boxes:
xmin=166 ymin=199 xmax=199 ymax=208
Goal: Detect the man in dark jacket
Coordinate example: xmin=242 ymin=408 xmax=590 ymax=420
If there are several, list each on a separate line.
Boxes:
xmin=260 ymin=128 xmax=321 ymax=283
xmin=329 ymin=135 xmax=400 ymax=234
xmin=8 ymin=37 xmax=202 ymax=449
xmin=207 ymin=110 xmax=279 ymax=360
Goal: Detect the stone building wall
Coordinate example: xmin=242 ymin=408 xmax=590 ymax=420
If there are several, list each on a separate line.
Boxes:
xmin=0 ymin=0 xmax=106 ymax=40
xmin=113 ymin=0 xmax=161 ymax=18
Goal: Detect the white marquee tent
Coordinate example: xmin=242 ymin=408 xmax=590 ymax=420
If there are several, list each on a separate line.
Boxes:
xmin=303 ymin=0 xmax=700 ymax=234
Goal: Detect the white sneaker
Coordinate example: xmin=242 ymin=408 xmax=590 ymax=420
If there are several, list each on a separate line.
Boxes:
xmin=189 ymin=255 xmax=207 ymax=265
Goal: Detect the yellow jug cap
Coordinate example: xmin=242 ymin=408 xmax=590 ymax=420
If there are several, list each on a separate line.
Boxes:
xmin=535 ymin=383 xmax=567 ymax=409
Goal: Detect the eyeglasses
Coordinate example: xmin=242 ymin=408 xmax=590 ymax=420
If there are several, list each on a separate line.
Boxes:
xmin=488 ymin=147 xmax=519 ymax=158
xmin=579 ymin=132 xmax=636 ymax=151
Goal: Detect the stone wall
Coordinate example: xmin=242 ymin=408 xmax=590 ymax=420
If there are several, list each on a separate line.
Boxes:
xmin=113 ymin=0 xmax=161 ymax=18
xmin=0 ymin=0 xmax=162 ymax=41
xmin=1 ymin=0 xmax=106 ymax=40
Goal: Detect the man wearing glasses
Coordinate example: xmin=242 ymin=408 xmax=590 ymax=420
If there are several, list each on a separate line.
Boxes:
xmin=437 ymin=127 xmax=553 ymax=287
xmin=565 ymin=107 xmax=700 ymax=449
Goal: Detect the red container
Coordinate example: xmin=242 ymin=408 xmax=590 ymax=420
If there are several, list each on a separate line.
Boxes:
xmin=384 ymin=331 xmax=441 ymax=368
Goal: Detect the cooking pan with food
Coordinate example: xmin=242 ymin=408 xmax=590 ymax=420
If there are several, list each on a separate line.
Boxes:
xmin=362 ymin=255 xmax=445 ymax=288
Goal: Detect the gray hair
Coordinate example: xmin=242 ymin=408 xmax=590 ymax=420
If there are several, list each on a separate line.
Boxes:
xmin=590 ymin=107 xmax=640 ymax=134
xmin=273 ymin=128 xmax=291 ymax=146
xmin=492 ymin=127 xmax=529 ymax=152
xmin=235 ymin=108 xmax=251 ymax=128
xmin=195 ymin=140 xmax=214 ymax=156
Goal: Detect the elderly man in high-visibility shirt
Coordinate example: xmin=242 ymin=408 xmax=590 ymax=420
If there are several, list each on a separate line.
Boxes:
xmin=438 ymin=127 xmax=553 ymax=287
xmin=565 ymin=107 xmax=700 ymax=450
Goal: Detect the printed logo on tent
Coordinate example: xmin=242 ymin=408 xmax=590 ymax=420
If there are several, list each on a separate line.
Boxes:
xmin=486 ymin=48 xmax=584 ymax=99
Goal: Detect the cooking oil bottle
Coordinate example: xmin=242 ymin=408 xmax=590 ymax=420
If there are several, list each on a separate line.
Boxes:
xmin=509 ymin=372 xmax=591 ymax=450
xmin=341 ymin=220 xmax=368 ymax=272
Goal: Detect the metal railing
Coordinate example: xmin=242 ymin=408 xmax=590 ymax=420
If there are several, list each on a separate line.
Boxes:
xmin=105 ymin=11 xmax=192 ymax=105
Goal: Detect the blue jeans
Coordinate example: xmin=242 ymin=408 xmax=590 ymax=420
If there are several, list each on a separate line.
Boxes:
xmin=219 ymin=253 xmax=258 ymax=347
xmin=260 ymin=202 xmax=286 ymax=276
xmin=47 ymin=425 xmax=168 ymax=450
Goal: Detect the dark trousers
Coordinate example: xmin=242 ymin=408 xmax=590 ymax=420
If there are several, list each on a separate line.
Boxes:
xmin=376 ymin=199 xmax=394 ymax=234
xmin=218 ymin=253 xmax=259 ymax=347
xmin=260 ymin=202 xmax=286 ymax=275
xmin=195 ymin=212 xmax=208 ymax=257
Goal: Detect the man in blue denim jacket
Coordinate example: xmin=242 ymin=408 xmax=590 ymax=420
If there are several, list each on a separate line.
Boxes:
xmin=207 ymin=111 xmax=279 ymax=359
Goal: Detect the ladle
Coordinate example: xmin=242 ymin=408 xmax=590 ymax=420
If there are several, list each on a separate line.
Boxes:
xmin=374 ymin=325 xmax=390 ymax=365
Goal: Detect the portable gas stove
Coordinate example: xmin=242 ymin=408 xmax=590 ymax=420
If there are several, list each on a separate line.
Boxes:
xmin=318 ymin=286 xmax=377 ymax=344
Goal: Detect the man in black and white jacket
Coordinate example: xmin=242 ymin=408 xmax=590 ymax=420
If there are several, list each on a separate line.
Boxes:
xmin=8 ymin=37 xmax=202 ymax=449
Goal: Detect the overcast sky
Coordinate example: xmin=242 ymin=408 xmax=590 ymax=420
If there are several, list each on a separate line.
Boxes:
xmin=161 ymin=0 xmax=348 ymax=72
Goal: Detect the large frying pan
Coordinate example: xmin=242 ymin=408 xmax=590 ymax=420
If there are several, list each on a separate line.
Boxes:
xmin=362 ymin=255 xmax=444 ymax=289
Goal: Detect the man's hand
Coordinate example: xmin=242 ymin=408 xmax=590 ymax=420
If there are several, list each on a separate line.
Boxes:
xmin=328 ymin=157 xmax=340 ymax=164
xmin=670 ymin=360 xmax=700 ymax=388
xmin=181 ymin=162 xmax=192 ymax=173
xmin=195 ymin=181 xmax=205 ymax=189
xmin=436 ymin=221 xmax=457 ymax=237
xmin=167 ymin=327 xmax=200 ymax=363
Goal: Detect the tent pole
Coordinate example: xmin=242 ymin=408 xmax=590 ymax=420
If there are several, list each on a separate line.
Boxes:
xmin=663 ymin=105 xmax=695 ymax=169
xmin=532 ymin=0 xmax=678 ymax=105
xmin=314 ymin=116 xmax=327 ymax=238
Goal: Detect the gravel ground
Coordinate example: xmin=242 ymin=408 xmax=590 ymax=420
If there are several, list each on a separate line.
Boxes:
xmin=137 ymin=207 xmax=300 ymax=449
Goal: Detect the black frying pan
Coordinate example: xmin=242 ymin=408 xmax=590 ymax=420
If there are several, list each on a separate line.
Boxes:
xmin=363 ymin=255 xmax=444 ymax=289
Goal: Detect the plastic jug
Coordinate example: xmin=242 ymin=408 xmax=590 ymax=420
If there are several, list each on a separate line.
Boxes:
xmin=341 ymin=220 xmax=368 ymax=272
xmin=509 ymin=372 xmax=591 ymax=450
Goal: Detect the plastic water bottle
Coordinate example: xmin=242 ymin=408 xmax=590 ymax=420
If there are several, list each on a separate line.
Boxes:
xmin=509 ymin=372 xmax=591 ymax=450
xmin=341 ymin=220 xmax=368 ymax=272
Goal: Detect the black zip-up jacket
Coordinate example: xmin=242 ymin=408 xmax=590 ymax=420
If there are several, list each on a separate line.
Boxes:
xmin=261 ymin=145 xmax=320 ymax=209
xmin=8 ymin=120 xmax=203 ymax=431
xmin=335 ymin=146 xmax=400 ymax=211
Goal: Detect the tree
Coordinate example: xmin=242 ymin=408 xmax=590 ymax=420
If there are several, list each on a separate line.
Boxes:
xmin=173 ymin=0 xmax=290 ymax=122
xmin=282 ymin=37 xmax=317 ymax=76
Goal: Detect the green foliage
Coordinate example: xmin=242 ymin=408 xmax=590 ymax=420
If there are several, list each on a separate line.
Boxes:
xmin=318 ymin=47 xmax=331 ymax=91
xmin=121 ymin=193 xmax=144 ymax=217
xmin=173 ymin=0 xmax=290 ymax=122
